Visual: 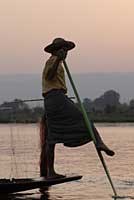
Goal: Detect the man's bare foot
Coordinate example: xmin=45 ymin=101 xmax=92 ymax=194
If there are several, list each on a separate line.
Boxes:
xmin=96 ymin=143 xmax=115 ymax=156
xmin=46 ymin=172 xmax=66 ymax=179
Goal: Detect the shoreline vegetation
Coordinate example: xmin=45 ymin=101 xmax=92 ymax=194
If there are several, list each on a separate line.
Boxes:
xmin=0 ymin=90 xmax=134 ymax=123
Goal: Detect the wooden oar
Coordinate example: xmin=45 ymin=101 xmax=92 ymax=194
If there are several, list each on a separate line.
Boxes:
xmin=63 ymin=60 xmax=117 ymax=197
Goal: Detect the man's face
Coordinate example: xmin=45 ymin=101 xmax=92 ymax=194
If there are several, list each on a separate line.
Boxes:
xmin=61 ymin=48 xmax=68 ymax=56
xmin=52 ymin=48 xmax=68 ymax=58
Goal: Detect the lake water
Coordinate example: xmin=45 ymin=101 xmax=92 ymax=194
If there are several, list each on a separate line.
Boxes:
xmin=0 ymin=123 xmax=134 ymax=200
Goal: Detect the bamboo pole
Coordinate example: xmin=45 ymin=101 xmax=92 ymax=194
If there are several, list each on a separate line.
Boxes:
xmin=63 ymin=60 xmax=117 ymax=197
xmin=10 ymin=97 xmax=75 ymax=103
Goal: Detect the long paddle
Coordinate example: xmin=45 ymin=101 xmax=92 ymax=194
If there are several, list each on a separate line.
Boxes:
xmin=63 ymin=60 xmax=117 ymax=197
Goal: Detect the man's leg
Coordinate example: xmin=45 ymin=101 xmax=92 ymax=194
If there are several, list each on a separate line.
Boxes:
xmin=46 ymin=142 xmax=66 ymax=178
xmin=40 ymin=143 xmax=48 ymax=177
xmin=91 ymin=123 xmax=115 ymax=156
xmin=46 ymin=143 xmax=55 ymax=176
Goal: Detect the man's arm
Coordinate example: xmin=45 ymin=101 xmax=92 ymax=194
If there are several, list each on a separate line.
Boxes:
xmin=47 ymin=57 xmax=61 ymax=80
xmin=46 ymin=49 xmax=67 ymax=80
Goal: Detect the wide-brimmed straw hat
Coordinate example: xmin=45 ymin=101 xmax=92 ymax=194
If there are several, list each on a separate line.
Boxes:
xmin=44 ymin=38 xmax=75 ymax=53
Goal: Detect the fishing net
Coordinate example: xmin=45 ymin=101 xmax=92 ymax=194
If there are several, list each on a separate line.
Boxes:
xmin=0 ymin=123 xmax=40 ymax=179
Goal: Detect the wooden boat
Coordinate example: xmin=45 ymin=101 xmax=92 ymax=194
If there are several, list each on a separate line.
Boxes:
xmin=0 ymin=175 xmax=82 ymax=194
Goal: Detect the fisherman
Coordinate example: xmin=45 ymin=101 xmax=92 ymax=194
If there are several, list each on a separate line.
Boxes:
xmin=41 ymin=38 xmax=115 ymax=178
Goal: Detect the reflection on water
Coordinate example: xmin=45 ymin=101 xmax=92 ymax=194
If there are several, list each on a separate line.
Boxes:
xmin=0 ymin=191 xmax=50 ymax=200
xmin=0 ymin=123 xmax=134 ymax=199
xmin=0 ymin=190 xmax=50 ymax=200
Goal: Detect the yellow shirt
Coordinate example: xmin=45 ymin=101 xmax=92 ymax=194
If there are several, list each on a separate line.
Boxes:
xmin=42 ymin=55 xmax=67 ymax=94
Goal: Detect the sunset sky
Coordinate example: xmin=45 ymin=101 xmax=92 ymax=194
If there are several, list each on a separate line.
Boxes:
xmin=1 ymin=0 xmax=134 ymax=74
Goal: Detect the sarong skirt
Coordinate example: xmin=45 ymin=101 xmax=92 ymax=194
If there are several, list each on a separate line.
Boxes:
xmin=44 ymin=90 xmax=92 ymax=147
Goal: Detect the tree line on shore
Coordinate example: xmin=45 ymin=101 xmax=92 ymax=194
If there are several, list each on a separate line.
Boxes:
xmin=0 ymin=90 xmax=134 ymax=123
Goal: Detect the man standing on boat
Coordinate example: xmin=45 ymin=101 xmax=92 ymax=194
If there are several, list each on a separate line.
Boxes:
xmin=41 ymin=38 xmax=115 ymax=178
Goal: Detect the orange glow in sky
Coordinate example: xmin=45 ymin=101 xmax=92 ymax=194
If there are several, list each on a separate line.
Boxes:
xmin=1 ymin=0 xmax=134 ymax=74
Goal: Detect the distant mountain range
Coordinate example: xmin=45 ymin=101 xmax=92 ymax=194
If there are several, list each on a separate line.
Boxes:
xmin=0 ymin=72 xmax=134 ymax=105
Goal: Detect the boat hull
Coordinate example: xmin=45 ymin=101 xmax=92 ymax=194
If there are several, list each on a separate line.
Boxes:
xmin=0 ymin=175 xmax=82 ymax=194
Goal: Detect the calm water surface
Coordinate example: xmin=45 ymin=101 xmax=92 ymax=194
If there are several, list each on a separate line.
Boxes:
xmin=0 ymin=123 xmax=134 ymax=200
